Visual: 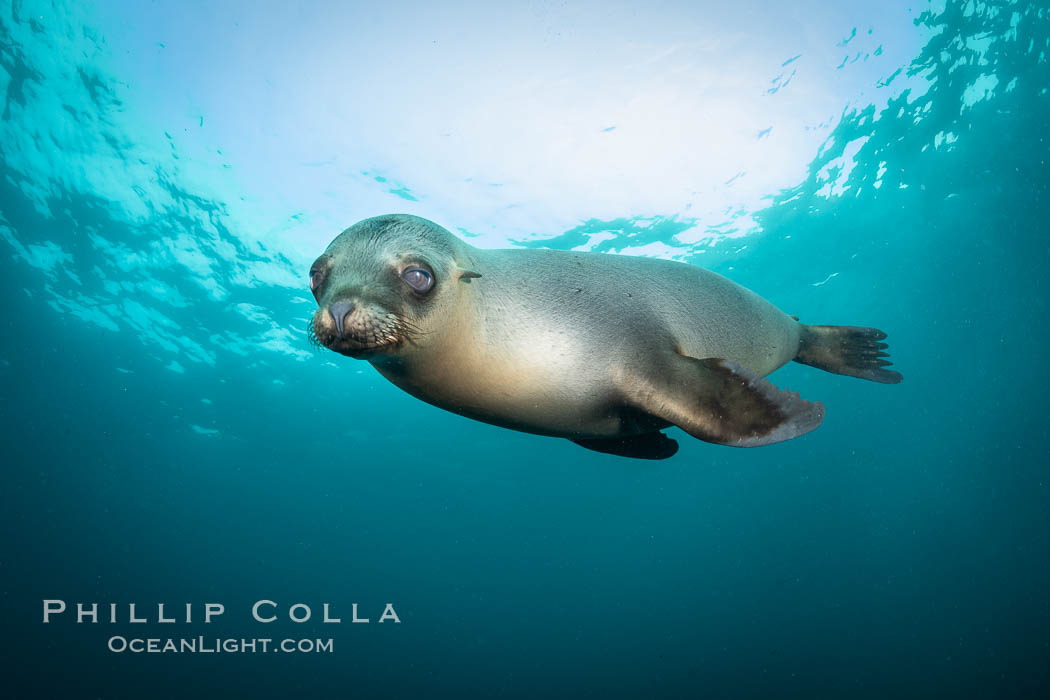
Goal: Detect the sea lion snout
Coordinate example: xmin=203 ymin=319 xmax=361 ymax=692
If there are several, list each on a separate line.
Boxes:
xmin=310 ymin=298 xmax=411 ymax=359
xmin=328 ymin=300 xmax=354 ymax=336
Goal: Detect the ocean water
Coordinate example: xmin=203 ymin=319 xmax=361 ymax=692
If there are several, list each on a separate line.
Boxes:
xmin=2 ymin=0 xmax=1048 ymax=697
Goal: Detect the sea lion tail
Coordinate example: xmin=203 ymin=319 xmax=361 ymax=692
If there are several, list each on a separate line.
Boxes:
xmin=794 ymin=325 xmax=902 ymax=384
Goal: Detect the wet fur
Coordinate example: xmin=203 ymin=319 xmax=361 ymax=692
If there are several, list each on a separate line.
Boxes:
xmin=309 ymin=215 xmax=899 ymax=457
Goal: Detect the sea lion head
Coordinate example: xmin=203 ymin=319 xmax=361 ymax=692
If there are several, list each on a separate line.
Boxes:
xmin=308 ymin=214 xmax=479 ymax=360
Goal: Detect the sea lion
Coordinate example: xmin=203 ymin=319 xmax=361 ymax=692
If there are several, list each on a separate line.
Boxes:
xmin=308 ymin=214 xmax=900 ymax=460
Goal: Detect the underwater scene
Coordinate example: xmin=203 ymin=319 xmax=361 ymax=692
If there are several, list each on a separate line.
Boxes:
xmin=2 ymin=0 xmax=1049 ymax=697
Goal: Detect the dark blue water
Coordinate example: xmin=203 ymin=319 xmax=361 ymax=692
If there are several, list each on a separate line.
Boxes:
xmin=2 ymin=1 xmax=1048 ymax=697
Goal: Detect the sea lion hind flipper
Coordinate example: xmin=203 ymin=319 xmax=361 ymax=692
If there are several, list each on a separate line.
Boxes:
xmin=624 ymin=355 xmax=825 ymax=448
xmin=570 ymin=433 xmax=679 ymax=460
xmin=794 ymin=324 xmax=903 ymax=384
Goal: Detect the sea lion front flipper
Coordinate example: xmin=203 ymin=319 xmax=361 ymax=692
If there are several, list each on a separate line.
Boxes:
xmin=623 ymin=355 xmax=825 ymax=448
xmin=570 ymin=432 xmax=679 ymax=460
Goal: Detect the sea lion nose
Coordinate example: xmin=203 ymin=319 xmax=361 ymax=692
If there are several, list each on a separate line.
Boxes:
xmin=328 ymin=300 xmax=354 ymax=336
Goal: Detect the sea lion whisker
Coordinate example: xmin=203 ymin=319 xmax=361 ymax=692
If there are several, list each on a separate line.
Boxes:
xmin=305 ymin=320 xmax=326 ymax=351
xmin=390 ymin=314 xmax=429 ymax=338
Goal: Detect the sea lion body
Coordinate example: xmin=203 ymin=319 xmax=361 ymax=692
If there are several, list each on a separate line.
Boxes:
xmin=374 ymin=248 xmax=801 ymax=439
xmin=309 ymin=215 xmax=900 ymax=459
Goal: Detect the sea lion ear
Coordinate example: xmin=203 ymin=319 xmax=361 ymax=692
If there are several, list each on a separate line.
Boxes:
xmin=455 ymin=267 xmax=482 ymax=281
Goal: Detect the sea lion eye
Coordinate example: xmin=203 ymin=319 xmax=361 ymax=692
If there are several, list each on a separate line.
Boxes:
xmin=401 ymin=267 xmax=434 ymax=293
xmin=309 ymin=268 xmax=325 ymax=293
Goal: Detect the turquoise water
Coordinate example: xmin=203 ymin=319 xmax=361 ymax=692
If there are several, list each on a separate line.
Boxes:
xmin=2 ymin=0 xmax=1049 ymax=697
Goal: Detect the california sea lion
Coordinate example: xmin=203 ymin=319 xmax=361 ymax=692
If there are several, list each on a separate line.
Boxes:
xmin=308 ymin=214 xmax=900 ymax=460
